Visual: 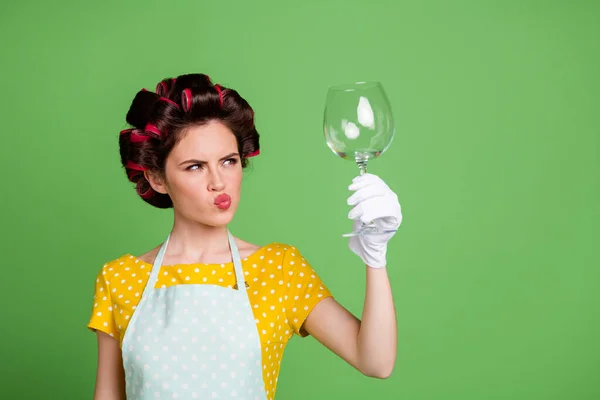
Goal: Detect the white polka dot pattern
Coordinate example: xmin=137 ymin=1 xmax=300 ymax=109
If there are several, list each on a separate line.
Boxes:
xmin=121 ymin=232 xmax=266 ymax=400
xmin=123 ymin=285 xmax=265 ymax=399
xmin=88 ymin=242 xmax=332 ymax=399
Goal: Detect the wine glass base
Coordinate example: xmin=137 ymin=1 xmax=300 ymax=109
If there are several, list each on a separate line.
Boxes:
xmin=342 ymin=226 xmax=397 ymax=238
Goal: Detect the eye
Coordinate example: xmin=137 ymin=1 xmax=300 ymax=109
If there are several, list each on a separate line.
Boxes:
xmin=186 ymin=164 xmax=203 ymax=171
xmin=223 ymin=158 xmax=238 ymax=166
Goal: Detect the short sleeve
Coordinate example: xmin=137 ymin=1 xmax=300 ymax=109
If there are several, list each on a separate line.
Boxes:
xmin=86 ymin=265 xmax=119 ymax=339
xmin=282 ymin=246 xmax=332 ymax=337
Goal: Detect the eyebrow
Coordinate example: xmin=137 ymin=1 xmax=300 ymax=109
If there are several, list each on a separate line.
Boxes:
xmin=178 ymin=153 xmax=240 ymax=166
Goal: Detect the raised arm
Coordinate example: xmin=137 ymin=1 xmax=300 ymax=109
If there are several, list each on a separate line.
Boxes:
xmin=303 ymin=267 xmax=397 ymax=378
xmin=303 ymin=173 xmax=402 ymax=378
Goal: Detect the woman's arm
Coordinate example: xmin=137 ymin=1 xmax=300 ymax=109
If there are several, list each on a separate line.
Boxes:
xmin=303 ymin=173 xmax=402 ymax=378
xmin=302 ymin=267 xmax=397 ymax=378
xmin=93 ymin=331 xmax=126 ymax=400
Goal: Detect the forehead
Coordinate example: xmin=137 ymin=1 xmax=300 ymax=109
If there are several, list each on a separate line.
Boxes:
xmin=171 ymin=121 xmax=238 ymax=160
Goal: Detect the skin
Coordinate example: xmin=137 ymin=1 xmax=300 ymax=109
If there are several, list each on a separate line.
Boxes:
xmin=93 ymin=120 xmax=397 ymax=399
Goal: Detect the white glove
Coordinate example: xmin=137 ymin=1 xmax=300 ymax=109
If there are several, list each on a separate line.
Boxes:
xmin=347 ymin=173 xmax=402 ymax=268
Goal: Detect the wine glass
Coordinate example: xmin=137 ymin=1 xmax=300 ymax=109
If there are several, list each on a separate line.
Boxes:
xmin=323 ymin=81 xmax=396 ymax=237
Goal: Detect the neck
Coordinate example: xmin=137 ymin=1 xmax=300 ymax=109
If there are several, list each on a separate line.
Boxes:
xmin=164 ymin=212 xmax=231 ymax=264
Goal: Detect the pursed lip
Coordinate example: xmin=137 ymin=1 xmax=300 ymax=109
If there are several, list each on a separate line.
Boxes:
xmin=214 ymin=193 xmax=231 ymax=210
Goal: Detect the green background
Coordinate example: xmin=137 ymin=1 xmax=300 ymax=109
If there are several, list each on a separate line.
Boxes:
xmin=1 ymin=0 xmax=598 ymax=399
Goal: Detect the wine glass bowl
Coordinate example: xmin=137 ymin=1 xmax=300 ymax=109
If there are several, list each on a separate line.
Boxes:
xmin=323 ymin=81 xmax=396 ymax=237
xmin=323 ymin=81 xmax=394 ymax=174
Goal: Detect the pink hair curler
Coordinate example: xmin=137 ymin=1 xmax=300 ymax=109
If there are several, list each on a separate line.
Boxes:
xmin=126 ymin=160 xmax=147 ymax=171
xmin=156 ymin=81 xmax=168 ymax=96
xmin=156 ymin=78 xmax=177 ymax=96
xmin=130 ymin=129 xmax=150 ymax=143
xmin=214 ymin=84 xmax=224 ymax=107
xmin=246 ymin=149 xmax=260 ymax=158
xmin=144 ymin=123 xmax=162 ymax=137
xmin=127 ymin=169 xmax=143 ymax=181
xmin=138 ymin=186 xmax=154 ymax=199
xmin=159 ymin=97 xmax=180 ymax=109
xmin=182 ymin=88 xmax=192 ymax=112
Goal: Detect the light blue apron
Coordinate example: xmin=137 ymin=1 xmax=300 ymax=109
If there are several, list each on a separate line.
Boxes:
xmin=121 ymin=231 xmax=267 ymax=399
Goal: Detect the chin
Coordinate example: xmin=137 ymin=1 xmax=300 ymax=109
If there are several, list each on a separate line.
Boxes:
xmin=204 ymin=209 xmax=236 ymax=227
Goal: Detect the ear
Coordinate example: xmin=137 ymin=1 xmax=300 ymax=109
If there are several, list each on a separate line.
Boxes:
xmin=144 ymin=170 xmax=168 ymax=195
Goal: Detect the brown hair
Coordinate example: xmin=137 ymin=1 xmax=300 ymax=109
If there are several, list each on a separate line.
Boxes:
xmin=118 ymin=73 xmax=260 ymax=208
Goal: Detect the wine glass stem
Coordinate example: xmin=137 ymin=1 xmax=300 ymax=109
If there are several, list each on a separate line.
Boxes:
xmin=357 ymin=161 xmax=368 ymax=176
xmin=356 ymin=160 xmax=371 ymax=230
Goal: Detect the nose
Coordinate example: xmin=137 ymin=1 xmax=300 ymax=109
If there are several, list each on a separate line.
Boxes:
xmin=207 ymin=168 xmax=225 ymax=192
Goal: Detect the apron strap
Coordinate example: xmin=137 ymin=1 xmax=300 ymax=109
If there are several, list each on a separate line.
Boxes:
xmin=143 ymin=232 xmax=171 ymax=298
xmin=143 ymin=230 xmax=247 ymax=294
xmin=228 ymin=231 xmax=248 ymax=293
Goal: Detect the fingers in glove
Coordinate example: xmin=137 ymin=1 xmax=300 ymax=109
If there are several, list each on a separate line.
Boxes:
xmin=347 ymin=184 xmax=387 ymax=206
xmin=348 ymin=196 xmax=386 ymax=223
xmin=348 ymin=201 xmax=364 ymax=221
xmin=349 ymin=173 xmax=388 ymax=191
xmin=348 ymin=195 xmax=401 ymax=225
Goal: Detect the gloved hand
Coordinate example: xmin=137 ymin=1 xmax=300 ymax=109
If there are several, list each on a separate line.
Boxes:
xmin=347 ymin=173 xmax=402 ymax=268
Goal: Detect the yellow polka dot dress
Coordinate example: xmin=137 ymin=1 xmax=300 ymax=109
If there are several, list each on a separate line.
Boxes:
xmin=87 ymin=243 xmax=332 ymax=399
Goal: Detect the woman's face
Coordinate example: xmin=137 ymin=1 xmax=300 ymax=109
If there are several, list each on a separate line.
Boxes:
xmin=150 ymin=120 xmax=243 ymax=227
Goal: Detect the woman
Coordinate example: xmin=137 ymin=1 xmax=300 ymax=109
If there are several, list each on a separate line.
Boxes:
xmin=87 ymin=73 xmax=402 ymax=400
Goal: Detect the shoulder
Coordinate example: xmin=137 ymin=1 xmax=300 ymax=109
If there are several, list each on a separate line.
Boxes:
xmin=233 ymin=238 xmax=264 ymax=260
xmin=95 ymin=254 xmax=145 ymax=283
xmin=231 ymin=238 xmax=302 ymax=262
xmin=256 ymin=242 xmax=312 ymax=267
xmin=135 ymin=245 xmax=161 ymax=265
